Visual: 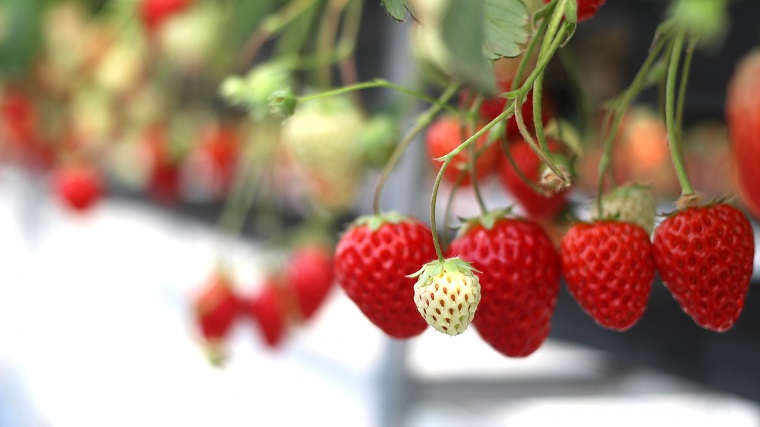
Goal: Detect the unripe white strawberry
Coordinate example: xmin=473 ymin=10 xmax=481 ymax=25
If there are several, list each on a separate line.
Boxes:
xmin=281 ymin=96 xmax=366 ymax=212
xmin=411 ymin=257 xmax=481 ymax=336
xmin=592 ymin=184 xmax=656 ymax=234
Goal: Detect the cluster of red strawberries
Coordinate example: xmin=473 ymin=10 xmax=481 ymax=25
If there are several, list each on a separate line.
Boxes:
xmin=191 ymin=244 xmax=334 ymax=364
xmin=334 ymin=200 xmax=754 ymax=359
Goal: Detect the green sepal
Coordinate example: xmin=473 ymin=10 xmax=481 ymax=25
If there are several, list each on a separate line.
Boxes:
xmin=351 ymin=211 xmax=410 ymax=232
xmin=407 ymin=257 xmax=480 ymax=289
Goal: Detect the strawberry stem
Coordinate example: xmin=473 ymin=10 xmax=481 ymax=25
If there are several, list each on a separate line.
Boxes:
xmin=463 ymin=95 xmax=488 ymax=214
xmin=373 ymin=83 xmax=461 ymax=215
xmin=315 ymin=0 xmax=346 ymax=89
xmin=297 ymin=79 xmax=459 ymax=115
xmin=431 ymin=105 xmax=516 ymax=261
xmin=664 ymin=29 xmax=695 ymax=197
xmin=595 ymin=25 xmax=672 ymax=214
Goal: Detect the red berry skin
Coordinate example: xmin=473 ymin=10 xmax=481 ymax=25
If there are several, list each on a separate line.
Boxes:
xmin=448 ymin=217 xmax=560 ymax=357
xmin=653 ymin=204 xmax=755 ymax=332
xmin=53 ymin=165 xmax=103 ymax=212
xmin=425 ymin=116 xmax=500 ymax=186
xmin=726 ymin=49 xmax=760 ymax=219
xmin=335 ymin=217 xmax=437 ymax=339
xmin=139 ymin=0 xmax=192 ymax=32
xmin=544 ymin=0 xmax=606 ymax=22
xmin=561 ymin=221 xmax=655 ymax=331
xmin=250 ymin=282 xmax=287 ymax=349
xmin=498 ymin=139 xmax=568 ymax=219
xmin=143 ymin=126 xmax=181 ymax=204
xmin=194 ymin=274 xmax=240 ymax=343
xmin=285 ymin=244 xmax=335 ymax=321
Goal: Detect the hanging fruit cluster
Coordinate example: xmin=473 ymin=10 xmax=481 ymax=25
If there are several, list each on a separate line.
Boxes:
xmin=1 ymin=0 xmax=757 ymax=364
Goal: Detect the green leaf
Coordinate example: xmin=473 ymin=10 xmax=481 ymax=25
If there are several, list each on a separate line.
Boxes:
xmin=0 ymin=0 xmax=43 ymax=76
xmin=483 ymin=0 xmax=529 ymax=59
xmin=441 ymin=0 xmax=497 ymax=94
xmin=382 ymin=0 xmax=407 ymax=21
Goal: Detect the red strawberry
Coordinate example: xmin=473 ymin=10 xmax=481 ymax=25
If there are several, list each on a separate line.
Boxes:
xmin=474 ymin=80 xmax=555 ymax=140
xmin=726 ymin=49 xmax=760 ymax=219
xmin=544 ymin=0 xmax=607 ymax=22
xmin=143 ymin=125 xmax=181 ymax=204
xmin=139 ymin=0 xmax=192 ymax=32
xmin=198 ymin=123 xmax=239 ymax=196
xmin=425 ymin=116 xmax=500 ymax=186
xmin=53 ymin=164 xmax=104 ymax=212
xmin=561 ymin=221 xmax=655 ymax=331
xmin=335 ymin=213 xmax=437 ymax=339
xmin=249 ymin=280 xmax=288 ymax=349
xmin=285 ymin=244 xmax=335 ymax=321
xmin=447 ymin=213 xmax=560 ymax=357
xmin=498 ymin=139 xmax=568 ymax=219
xmin=0 ymin=90 xmax=53 ymax=169
xmin=193 ymin=272 xmax=240 ymax=362
xmin=653 ymin=204 xmax=755 ymax=332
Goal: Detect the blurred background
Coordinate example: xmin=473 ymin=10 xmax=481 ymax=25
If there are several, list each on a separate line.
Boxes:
xmin=1 ymin=0 xmax=760 ymax=426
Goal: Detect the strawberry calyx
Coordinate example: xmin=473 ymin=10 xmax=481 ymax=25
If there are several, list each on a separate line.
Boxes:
xmin=408 ymin=257 xmax=480 ymax=284
xmin=351 ymin=211 xmax=411 ymax=232
xmin=455 ymin=208 xmax=516 ymax=236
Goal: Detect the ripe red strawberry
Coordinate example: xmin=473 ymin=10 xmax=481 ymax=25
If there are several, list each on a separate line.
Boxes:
xmin=249 ymin=280 xmax=288 ymax=349
xmin=561 ymin=221 xmax=655 ymax=331
xmin=285 ymin=244 xmax=335 ymax=321
xmin=335 ymin=213 xmax=437 ymax=339
xmin=473 ymin=80 xmax=555 ymax=140
xmin=726 ymin=49 xmax=760 ymax=219
xmin=52 ymin=164 xmax=104 ymax=212
xmin=544 ymin=0 xmax=607 ymax=22
xmin=193 ymin=272 xmax=240 ymax=362
xmin=187 ymin=123 xmax=240 ymax=199
xmin=498 ymin=139 xmax=568 ymax=219
xmin=448 ymin=214 xmax=560 ymax=357
xmin=143 ymin=125 xmax=181 ymax=204
xmin=653 ymin=204 xmax=754 ymax=332
xmin=425 ymin=116 xmax=500 ymax=186
xmin=139 ymin=0 xmax=192 ymax=32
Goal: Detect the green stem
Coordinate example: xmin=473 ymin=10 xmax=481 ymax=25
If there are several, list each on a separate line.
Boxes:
xmin=511 ymin=10 xmax=551 ymax=91
xmin=540 ymin=0 xmax=568 ymax=56
xmin=501 ymin=137 xmax=550 ymax=196
xmin=465 ymin=96 xmax=488 ymax=214
xmin=430 ymin=105 xmax=516 ymax=261
xmin=239 ymin=0 xmax=321 ymax=68
xmin=676 ymin=37 xmax=697 ymax=140
xmin=665 ymin=30 xmax=694 ymax=196
xmin=298 ymin=79 xmax=458 ymax=114
xmin=337 ymin=0 xmax=364 ymax=91
xmin=315 ymin=0 xmax=347 ymax=88
xmin=372 ymin=83 xmax=461 ymax=214
xmin=595 ymin=30 xmax=670 ymax=214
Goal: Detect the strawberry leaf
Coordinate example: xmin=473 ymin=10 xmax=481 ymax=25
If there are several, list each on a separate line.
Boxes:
xmin=382 ymin=0 xmax=408 ymax=21
xmin=483 ymin=0 xmax=529 ymax=59
xmin=441 ymin=0 xmax=497 ymax=94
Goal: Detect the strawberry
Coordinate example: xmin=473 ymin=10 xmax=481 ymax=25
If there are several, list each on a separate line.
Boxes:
xmin=142 ymin=125 xmax=181 ymax=204
xmin=447 ymin=214 xmax=559 ymax=355
xmin=281 ymin=97 xmax=366 ymax=212
xmin=139 ymin=0 xmax=192 ymax=32
xmin=248 ymin=280 xmax=288 ymax=349
xmin=411 ymin=257 xmax=481 ymax=336
xmin=498 ymin=139 xmax=568 ymax=219
xmin=193 ymin=272 xmax=240 ymax=363
xmin=592 ymin=184 xmax=657 ymax=235
xmin=544 ymin=0 xmax=607 ymax=22
xmin=472 ymin=80 xmax=555 ymax=140
xmin=425 ymin=116 xmax=500 ymax=186
xmin=186 ymin=123 xmax=240 ymax=199
xmin=285 ymin=244 xmax=335 ymax=321
xmin=726 ymin=49 xmax=760 ymax=219
xmin=561 ymin=221 xmax=655 ymax=331
xmin=52 ymin=164 xmax=104 ymax=212
xmin=334 ymin=213 xmax=437 ymax=339
xmin=653 ymin=204 xmax=755 ymax=332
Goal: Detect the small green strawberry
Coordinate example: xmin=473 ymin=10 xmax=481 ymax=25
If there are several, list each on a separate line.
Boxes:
xmin=410 ymin=257 xmax=481 ymax=336
xmin=592 ymin=184 xmax=656 ymax=234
